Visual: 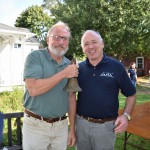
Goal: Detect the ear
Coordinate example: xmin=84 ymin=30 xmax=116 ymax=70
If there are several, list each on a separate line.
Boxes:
xmin=82 ymin=48 xmax=86 ymax=54
xmin=101 ymin=39 xmax=104 ymax=48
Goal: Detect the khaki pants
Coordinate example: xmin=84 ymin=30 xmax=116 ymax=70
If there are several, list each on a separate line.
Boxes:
xmin=22 ymin=113 xmax=68 ymax=150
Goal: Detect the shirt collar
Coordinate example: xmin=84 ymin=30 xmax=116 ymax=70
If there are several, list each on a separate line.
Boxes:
xmin=86 ymin=53 xmax=108 ymax=67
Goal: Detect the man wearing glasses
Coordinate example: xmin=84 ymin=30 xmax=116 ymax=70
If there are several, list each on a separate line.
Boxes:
xmin=23 ymin=21 xmax=78 ymax=150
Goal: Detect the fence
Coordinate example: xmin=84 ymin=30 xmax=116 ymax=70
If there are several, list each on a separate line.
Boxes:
xmin=0 ymin=112 xmax=23 ymax=150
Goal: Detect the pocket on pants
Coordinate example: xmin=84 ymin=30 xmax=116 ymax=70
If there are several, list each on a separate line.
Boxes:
xmin=23 ymin=113 xmax=40 ymax=127
xmin=103 ymin=120 xmax=116 ymax=133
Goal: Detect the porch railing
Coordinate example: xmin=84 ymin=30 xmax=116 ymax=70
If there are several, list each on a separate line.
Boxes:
xmin=0 ymin=112 xmax=23 ymax=150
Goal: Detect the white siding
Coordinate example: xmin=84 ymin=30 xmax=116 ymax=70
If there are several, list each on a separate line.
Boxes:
xmin=0 ymin=41 xmax=39 ymax=88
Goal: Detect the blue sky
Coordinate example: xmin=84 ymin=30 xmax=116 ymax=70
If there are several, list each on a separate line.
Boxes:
xmin=0 ymin=0 xmax=43 ymax=26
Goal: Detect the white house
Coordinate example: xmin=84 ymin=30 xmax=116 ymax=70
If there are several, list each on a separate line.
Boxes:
xmin=0 ymin=23 xmax=39 ymax=91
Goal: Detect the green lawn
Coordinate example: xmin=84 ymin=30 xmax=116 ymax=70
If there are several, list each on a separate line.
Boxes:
xmin=0 ymin=84 xmax=150 ymax=149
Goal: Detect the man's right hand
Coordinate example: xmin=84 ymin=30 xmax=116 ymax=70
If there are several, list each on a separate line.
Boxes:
xmin=62 ymin=64 xmax=79 ymax=78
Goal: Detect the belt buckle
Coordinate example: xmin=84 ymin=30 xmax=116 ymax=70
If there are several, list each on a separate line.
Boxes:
xmin=45 ymin=118 xmax=53 ymax=123
xmin=87 ymin=117 xmax=91 ymax=121
xmin=87 ymin=117 xmax=93 ymax=122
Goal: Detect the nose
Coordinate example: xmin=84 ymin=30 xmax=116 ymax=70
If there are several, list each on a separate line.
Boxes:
xmin=58 ymin=38 xmax=64 ymax=44
xmin=89 ymin=43 xmax=94 ymax=48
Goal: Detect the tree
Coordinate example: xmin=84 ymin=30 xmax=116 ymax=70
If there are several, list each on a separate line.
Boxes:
xmin=15 ymin=5 xmax=53 ymax=46
xmin=42 ymin=0 xmax=150 ymax=60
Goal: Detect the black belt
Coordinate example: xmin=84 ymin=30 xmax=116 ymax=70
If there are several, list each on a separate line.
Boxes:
xmin=79 ymin=115 xmax=116 ymax=123
xmin=25 ymin=109 xmax=67 ymax=123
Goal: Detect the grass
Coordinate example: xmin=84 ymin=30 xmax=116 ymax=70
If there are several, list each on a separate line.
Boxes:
xmin=114 ymin=133 xmax=150 ymax=150
xmin=0 ymin=81 xmax=150 ymax=150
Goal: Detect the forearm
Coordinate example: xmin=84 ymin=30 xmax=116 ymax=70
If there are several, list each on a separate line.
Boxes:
xmin=25 ymin=63 xmax=78 ymax=97
xmin=123 ymin=94 xmax=136 ymax=115
xmin=25 ymin=70 xmax=66 ymax=96
xmin=68 ymin=92 xmax=76 ymax=132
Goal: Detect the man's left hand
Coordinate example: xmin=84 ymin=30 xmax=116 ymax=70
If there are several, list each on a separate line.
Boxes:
xmin=114 ymin=115 xmax=128 ymax=134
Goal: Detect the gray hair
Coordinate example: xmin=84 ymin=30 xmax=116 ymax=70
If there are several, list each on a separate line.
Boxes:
xmin=47 ymin=21 xmax=71 ymax=37
xmin=81 ymin=30 xmax=103 ymax=48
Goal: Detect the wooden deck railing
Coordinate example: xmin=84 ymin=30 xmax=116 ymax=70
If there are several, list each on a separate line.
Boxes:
xmin=0 ymin=112 xmax=23 ymax=150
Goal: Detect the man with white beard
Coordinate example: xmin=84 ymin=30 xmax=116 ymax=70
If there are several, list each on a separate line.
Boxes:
xmin=22 ymin=21 xmax=78 ymax=150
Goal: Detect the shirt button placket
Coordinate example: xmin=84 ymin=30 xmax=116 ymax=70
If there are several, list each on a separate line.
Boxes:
xmin=93 ymin=67 xmax=96 ymax=76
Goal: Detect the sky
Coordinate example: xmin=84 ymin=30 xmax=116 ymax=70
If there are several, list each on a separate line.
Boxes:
xmin=0 ymin=0 xmax=43 ymax=27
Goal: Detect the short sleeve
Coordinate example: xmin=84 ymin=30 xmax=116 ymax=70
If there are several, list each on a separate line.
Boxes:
xmin=119 ymin=67 xmax=136 ymax=96
xmin=23 ymin=51 xmax=43 ymax=80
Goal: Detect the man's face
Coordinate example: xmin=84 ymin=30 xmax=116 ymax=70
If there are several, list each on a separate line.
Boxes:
xmin=47 ymin=27 xmax=70 ymax=57
xmin=82 ymin=31 xmax=104 ymax=62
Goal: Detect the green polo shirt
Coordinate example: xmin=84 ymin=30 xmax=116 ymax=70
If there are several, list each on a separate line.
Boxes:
xmin=23 ymin=49 xmax=70 ymax=118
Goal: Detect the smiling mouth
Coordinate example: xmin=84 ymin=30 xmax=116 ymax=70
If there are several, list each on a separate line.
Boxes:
xmin=89 ymin=50 xmax=96 ymax=54
xmin=57 ymin=45 xmax=66 ymax=50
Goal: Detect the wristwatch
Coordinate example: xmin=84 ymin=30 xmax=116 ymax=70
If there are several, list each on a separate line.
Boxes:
xmin=123 ymin=112 xmax=131 ymax=121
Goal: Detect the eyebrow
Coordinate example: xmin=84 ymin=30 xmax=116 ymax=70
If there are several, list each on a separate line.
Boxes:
xmin=84 ymin=40 xmax=97 ymax=43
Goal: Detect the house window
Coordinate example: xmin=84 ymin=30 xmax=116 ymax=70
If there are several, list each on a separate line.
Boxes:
xmin=136 ymin=57 xmax=144 ymax=69
xmin=14 ymin=43 xmax=21 ymax=48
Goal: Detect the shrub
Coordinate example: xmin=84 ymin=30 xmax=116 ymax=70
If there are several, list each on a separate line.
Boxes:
xmin=0 ymin=87 xmax=24 ymax=113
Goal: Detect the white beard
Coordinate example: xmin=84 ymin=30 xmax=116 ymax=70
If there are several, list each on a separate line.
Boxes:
xmin=48 ymin=45 xmax=68 ymax=57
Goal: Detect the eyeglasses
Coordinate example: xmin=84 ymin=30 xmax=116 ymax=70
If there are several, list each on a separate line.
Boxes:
xmin=50 ymin=35 xmax=69 ymax=42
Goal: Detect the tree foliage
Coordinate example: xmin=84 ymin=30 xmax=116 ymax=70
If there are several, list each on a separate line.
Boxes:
xmin=42 ymin=0 xmax=150 ymax=59
xmin=15 ymin=5 xmax=53 ymax=46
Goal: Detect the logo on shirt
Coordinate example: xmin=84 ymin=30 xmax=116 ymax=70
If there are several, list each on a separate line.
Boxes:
xmin=100 ymin=72 xmax=114 ymax=78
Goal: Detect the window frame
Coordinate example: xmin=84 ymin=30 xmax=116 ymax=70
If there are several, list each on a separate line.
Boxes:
xmin=14 ymin=43 xmax=22 ymax=49
xmin=136 ymin=57 xmax=144 ymax=69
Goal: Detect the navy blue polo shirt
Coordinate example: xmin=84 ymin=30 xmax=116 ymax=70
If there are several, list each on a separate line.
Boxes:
xmin=77 ymin=54 xmax=136 ymax=119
